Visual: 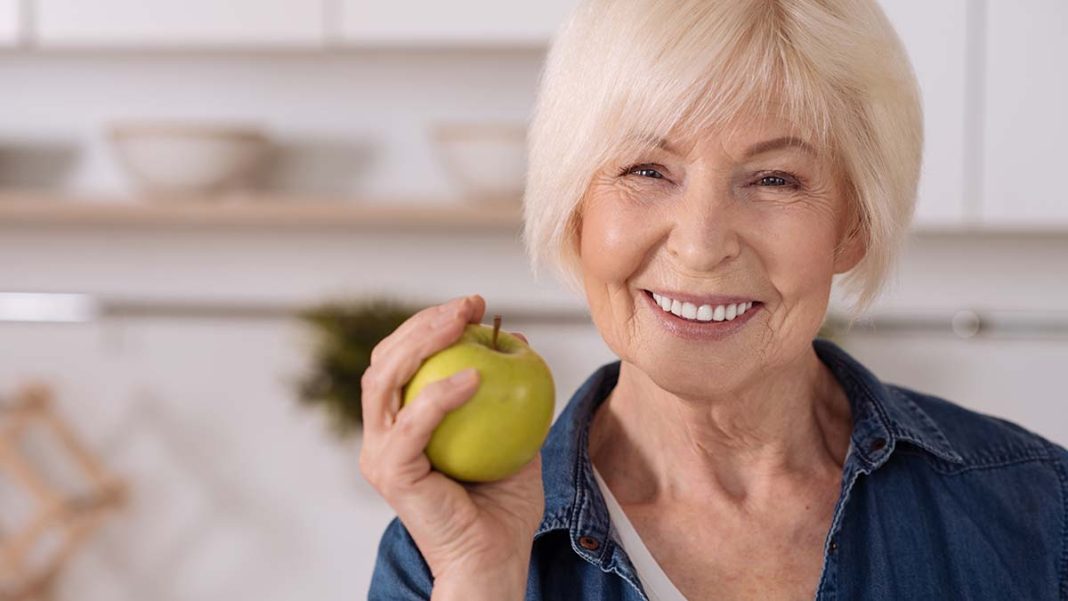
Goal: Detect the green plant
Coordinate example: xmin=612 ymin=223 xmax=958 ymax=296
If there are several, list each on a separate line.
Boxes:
xmin=297 ymin=297 xmax=417 ymax=435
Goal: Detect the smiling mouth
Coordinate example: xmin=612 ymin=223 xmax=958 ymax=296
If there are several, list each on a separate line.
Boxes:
xmin=642 ymin=289 xmax=763 ymax=323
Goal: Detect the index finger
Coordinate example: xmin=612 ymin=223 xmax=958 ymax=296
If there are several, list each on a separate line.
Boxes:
xmin=362 ymin=295 xmax=486 ymax=431
xmin=371 ymin=294 xmax=485 ymax=365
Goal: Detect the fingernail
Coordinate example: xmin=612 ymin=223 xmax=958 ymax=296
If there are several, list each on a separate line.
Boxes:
xmin=448 ymin=368 xmax=477 ymax=384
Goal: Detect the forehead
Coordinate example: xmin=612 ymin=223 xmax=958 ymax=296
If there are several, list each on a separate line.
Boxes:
xmin=662 ymin=110 xmax=823 ymax=159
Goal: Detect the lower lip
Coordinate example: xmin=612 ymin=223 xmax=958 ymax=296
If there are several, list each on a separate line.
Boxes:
xmin=641 ymin=290 xmax=762 ymax=341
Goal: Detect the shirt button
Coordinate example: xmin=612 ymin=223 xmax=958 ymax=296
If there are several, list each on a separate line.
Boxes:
xmin=870 ymin=437 xmax=887 ymax=452
xmin=829 ymin=540 xmax=838 ymax=553
xmin=578 ymin=536 xmax=601 ymax=551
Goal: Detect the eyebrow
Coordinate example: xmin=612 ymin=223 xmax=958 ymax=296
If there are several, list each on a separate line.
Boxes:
xmin=652 ymin=135 xmax=816 ymax=158
xmin=742 ymin=136 xmax=816 ymax=158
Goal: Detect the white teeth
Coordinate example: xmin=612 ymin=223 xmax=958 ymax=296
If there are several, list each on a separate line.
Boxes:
xmin=681 ymin=302 xmax=697 ymax=319
xmin=650 ymin=291 xmax=757 ymax=324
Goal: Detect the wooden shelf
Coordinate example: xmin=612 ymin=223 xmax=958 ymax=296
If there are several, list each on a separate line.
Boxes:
xmin=0 ymin=192 xmax=523 ymax=230
xmin=3 ymin=192 xmax=1066 ymax=236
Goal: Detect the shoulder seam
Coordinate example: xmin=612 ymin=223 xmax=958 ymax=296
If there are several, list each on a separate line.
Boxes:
xmin=896 ymin=386 xmax=1050 ymax=464
xmin=895 ymin=447 xmax=1049 ymax=475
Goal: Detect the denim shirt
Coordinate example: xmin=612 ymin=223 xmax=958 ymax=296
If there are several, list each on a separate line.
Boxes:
xmin=370 ymin=338 xmax=1068 ymax=600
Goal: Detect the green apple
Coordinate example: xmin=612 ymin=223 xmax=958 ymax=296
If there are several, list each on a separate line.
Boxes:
xmin=402 ymin=316 xmax=555 ymax=482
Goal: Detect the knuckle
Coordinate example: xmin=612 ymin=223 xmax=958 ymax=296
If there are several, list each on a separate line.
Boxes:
xmin=370 ymin=343 xmax=386 ymax=365
xmin=358 ymin=367 xmax=388 ymax=394
xmin=358 ymin=453 xmax=377 ymax=484
xmin=360 ymin=367 xmax=378 ymax=391
xmin=393 ymin=414 xmax=416 ymax=437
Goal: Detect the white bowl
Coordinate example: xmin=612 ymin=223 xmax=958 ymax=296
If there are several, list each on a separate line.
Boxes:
xmin=109 ymin=123 xmax=269 ymax=197
xmin=432 ymin=123 xmax=526 ymax=202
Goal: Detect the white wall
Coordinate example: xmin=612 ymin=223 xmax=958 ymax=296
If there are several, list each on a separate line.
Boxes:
xmin=0 ymin=52 xmax=544 ymax=199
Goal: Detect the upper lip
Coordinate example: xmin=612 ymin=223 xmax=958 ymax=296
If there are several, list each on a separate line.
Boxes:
xmin=644 ymin=289 xmax=759 ymax=307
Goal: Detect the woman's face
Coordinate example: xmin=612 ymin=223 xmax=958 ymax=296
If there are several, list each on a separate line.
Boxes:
xmin=578 ymin=113 xmax=864 ymax=398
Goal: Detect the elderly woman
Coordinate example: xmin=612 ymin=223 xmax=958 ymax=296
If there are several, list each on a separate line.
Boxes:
xmin=360 ymin=0 xmax=1068 ymax=599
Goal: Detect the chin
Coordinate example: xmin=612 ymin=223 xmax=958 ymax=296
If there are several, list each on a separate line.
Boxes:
xmin=636 ymin=352 xmax=757 ymax=400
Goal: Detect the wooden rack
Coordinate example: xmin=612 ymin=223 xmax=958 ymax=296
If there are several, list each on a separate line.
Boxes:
xmin=0 ymin=383 xmax=125 ymax=601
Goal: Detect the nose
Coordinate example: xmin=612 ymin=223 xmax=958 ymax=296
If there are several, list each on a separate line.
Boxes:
xmin=666 ymin=183 xmax=742 ymax=272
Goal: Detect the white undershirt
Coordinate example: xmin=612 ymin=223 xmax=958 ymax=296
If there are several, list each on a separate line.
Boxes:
xmin=591 ymin=465 xmax=690 ymax=601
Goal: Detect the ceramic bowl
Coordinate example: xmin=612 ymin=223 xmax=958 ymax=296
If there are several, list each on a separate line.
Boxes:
xmin=109 ymin=122 xmax=269 ymax=197
xmin=431 ymin=123 xmax=526 ymax=202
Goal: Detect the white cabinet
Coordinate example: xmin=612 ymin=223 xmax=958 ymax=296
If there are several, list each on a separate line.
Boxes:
xmin=35 ymin=0 xmax=327 ymax=47
xmin=0 ymin=0 xmax=20 ymax=46
xmin=983 ymin=0 xmax=1068 ymax=226
xmin=338 ymin=0 xmax=578 ymax=46
xmin=877 ymin=0 xmax=970 ymax=229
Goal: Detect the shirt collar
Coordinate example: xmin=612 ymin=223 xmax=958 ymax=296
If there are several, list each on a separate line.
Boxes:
xmin=536 ymin=337 xmax=964 ymax=555
xmin=536 ymin=356 xmax=618 ymax=564
xmin=813 ymin=337 xmax=964 ymax=470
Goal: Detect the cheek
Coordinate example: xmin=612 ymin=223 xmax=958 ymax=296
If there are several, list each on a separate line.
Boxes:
xmin=579 ymin=194 xmax=651 ymax=283
xmin=762 ymin=206 xmax=840 ymax=299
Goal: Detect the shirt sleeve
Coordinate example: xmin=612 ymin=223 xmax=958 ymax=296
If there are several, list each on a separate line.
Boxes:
xmin=368 ymin=517 xmax=434 ymax=600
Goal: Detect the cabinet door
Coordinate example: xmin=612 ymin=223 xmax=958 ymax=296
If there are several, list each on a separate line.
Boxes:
xmin=983 ymin=0 xmax=1068 ymax=225
xmin=0 ymin=0 xmax=19 ymax=46
xmin=36 ymin=0 xmax=326 ymax=47
xmin=338 ymin=0 xmax=578 ymax=46
xmin=877 ymin=0 xmax=970 ymax=230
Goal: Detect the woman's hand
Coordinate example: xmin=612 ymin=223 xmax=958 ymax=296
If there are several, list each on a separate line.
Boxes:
xmin=359 ymin=294 xmax=544 ymax=600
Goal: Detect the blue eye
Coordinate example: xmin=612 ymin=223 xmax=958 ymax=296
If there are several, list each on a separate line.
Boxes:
xmin=755 ymin=173 xmax=800 ymax=188
xmin=760 ymin=175 xmax=788 ymax=186
xmin=618 ymin=164 xmax=665 ymax=180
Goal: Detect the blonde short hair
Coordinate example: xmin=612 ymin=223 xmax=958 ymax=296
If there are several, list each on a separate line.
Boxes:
xmin=522 ymin=0 xmax=923 ymax=322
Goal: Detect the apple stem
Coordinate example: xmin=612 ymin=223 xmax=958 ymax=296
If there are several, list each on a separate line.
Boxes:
xmin=492 ymin=314 xmax=502 ymax=351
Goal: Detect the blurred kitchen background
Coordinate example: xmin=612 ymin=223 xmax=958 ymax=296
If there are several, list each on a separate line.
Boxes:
xmin=0 ymin=1 xmax=1065 ymax=599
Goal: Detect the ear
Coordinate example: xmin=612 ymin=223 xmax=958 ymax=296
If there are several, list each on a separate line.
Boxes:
xmin=833 ymin=205 xmax=866 ymax=274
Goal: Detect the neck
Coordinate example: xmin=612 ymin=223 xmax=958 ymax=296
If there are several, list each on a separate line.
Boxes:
xmin=589 ymin=348 xmax=852 ymax=508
